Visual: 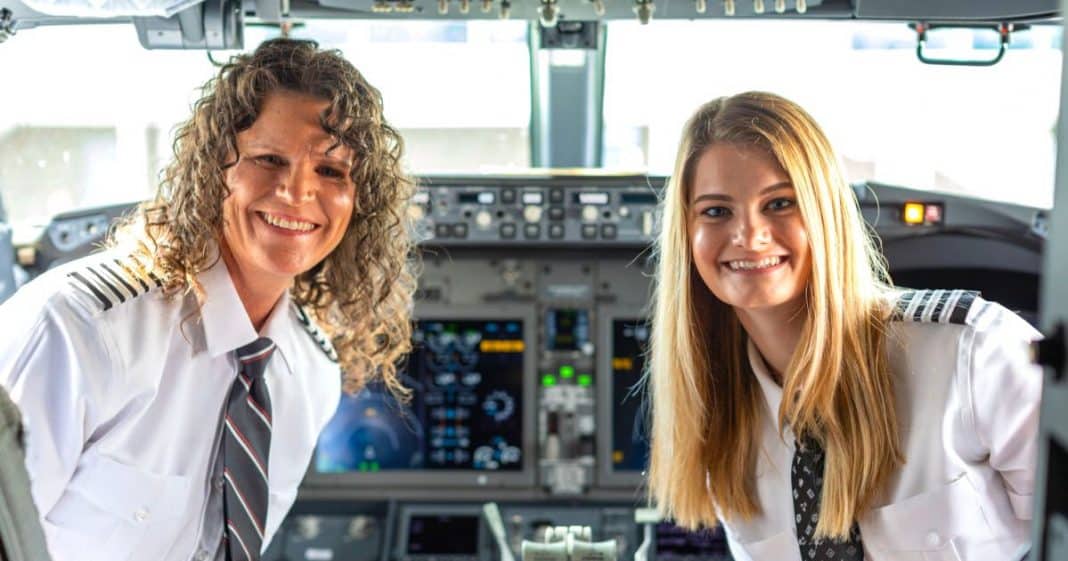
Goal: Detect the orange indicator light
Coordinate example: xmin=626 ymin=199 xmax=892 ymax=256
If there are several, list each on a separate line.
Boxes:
xmin=903 ymin=202 xmax=925 ymax=225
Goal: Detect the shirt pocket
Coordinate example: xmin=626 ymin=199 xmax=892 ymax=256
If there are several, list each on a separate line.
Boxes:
xmin=858 ymin=474 xmax=991 ymax=561
xmin=42 ymin=455 xmax=192 ymax=561
xmin=733 ymin=528 xmax=803 ymax=561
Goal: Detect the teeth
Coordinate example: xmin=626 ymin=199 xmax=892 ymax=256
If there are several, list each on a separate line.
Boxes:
xmin=261 ymin=212 xmax=316 ymax=232
xmin=728 ymin=256 xmax=783 ymax=271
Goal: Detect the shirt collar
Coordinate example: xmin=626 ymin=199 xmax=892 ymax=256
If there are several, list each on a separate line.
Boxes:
xmin=260 ymin=295 xmax=299 ymax=377
xmin=747 ymin=337 xmax=784 ymax=426
xmin=198 ymin=255 xmax=296 ymax=377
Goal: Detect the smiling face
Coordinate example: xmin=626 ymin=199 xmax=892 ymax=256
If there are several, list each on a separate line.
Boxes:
xmin=220 ymin=90 xmax=356 ymax=290
xmin=689 ymin=143 xmax=811 ymax=314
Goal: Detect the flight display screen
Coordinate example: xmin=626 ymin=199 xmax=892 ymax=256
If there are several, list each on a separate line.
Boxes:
xmin=611 ymin=319 xmax=650 ymax=472
xmin=546 ymin=308 xmax=590 ymax=352
xmin=406 ymin=514 xmax=480 ymax=555
xmin=315 ymin=319 xmax=525 ymax=472
xmin=655 ymin=522 xmax=732 ymax=560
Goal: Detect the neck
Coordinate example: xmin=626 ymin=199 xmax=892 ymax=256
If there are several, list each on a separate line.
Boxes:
xmin=219 ymin=245 xmax=289 ymax=332
xmin=735 ymin=300 xmax=806 ymax=386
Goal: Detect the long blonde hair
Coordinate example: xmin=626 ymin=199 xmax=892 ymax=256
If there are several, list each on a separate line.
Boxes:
xmin=647 ymin=92 xmax=902 ymax=539
xmin=109 ymin=38 xmax=415 ymax=397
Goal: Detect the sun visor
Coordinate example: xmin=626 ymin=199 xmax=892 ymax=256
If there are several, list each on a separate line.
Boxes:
xmin=19 ymin=0 xmax=201 ymax=18
xmin=853 ymin=0 xmax=1057 ymax=20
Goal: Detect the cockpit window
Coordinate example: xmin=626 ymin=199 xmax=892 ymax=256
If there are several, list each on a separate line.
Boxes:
xmin=603 ymin=20 xmax=1061 ymax=209
xmin=0 ymin=21 xmax=531 ymax=237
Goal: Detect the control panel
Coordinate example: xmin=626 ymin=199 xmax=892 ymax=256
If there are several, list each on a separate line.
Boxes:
xmin=316 ymin=317 xmax=526 ymax=474
xmin=412 ymin=176 xmax=662 ymax=247
xmin=265 ymin=505 xmax=732 ymax=561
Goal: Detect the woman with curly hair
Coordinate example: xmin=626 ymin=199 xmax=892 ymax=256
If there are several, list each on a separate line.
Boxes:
xmin=0 ymin=38 xmax=414 ymax=561
xmin=646 ymin=92 xmax=1042 ymax=560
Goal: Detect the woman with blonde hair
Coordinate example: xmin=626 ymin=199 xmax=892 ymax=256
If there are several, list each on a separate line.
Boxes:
xmin=646 ymin=91 xmax=1042 ymax=560
xmin=0 ymin=38 xmax=414 ymax=561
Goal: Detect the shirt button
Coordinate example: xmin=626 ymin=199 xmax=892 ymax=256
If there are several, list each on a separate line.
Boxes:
xmin=925 ymin=531 xmax=942 ymax=547
xmin=195 ymin=550 xmax=210 ymax=561
xmin=214 ymin=476 xmax=225 ymax=491
xmin=134 ymin=508 xmax=150 ymax=522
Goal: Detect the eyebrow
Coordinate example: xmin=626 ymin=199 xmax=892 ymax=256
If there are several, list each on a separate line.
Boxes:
xmin=692 ymin=181 xmax=793 ymax=204
xmin=243 ymin=141 xmax=355 ymax=167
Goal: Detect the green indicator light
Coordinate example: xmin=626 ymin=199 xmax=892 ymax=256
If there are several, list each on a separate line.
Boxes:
xmin=542 ymin=374 xmax=557 ymax=387
xmin=371 ymin=462 xmax=380 ymax=472
xmin=559 ymin=365 xmax=575 ymax=378
xmin=577 ymin=374 xmax=592 ymax=387
xmin=359 ymin=461 xmax=369 ymax=472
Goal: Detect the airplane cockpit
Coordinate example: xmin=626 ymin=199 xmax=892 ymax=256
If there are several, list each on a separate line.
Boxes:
xmin=1 ymin=0 xmax=1066 ymax=560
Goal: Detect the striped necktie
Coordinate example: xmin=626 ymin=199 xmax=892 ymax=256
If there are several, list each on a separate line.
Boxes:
xmin=792 ymin=435 xmax=864 ymax=561
xmin=223 ymin=337 xmax=276 ymax=561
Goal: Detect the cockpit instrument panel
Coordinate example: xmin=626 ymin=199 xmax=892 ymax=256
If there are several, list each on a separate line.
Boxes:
xmin=654 ymin=522 xmax=732 ymax=561
xmin=310 ymin=306 xmax=537 ymax=488
xmin=397 ymin=505 xmax=488 ymax=561
xmin=406 ymin=514 xmax=480 ymax=555
xmin=545 ymin=308 xmax=591 ymax=353
xmin=596 ymin=306 xmax=652 ymax=487
xmin=608 ymin=319 xmax=650 ymax=473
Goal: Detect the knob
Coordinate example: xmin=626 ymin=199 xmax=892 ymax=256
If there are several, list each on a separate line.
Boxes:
xmin=633 ymin=0 xmax=654 ymax=23
xmin=582 ymin=205 xmax=599 ymax=222
xmin=476 ymin=210 xmax=493 ymax=229
xmin=539 ymin=0 xmax=559 ymax=26
xmin=524 ymin=205 xmax=543 ymax=223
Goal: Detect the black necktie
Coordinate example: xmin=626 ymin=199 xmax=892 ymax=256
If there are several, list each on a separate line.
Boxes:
xmin=223 ymin=337 xmax=276 ymax=561
xmin=792 ymin=435 xmax=864 ymax=561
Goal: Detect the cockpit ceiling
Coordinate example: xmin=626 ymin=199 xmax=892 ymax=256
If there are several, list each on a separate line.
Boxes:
xmin=4 ymin=0 xmax=1060 ymax=29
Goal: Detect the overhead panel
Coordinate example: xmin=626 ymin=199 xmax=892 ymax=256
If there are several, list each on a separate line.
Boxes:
xmin=133 ymin=0 xmax=243 ymax=49
xmin=307 ymin=0 xmax=830 ymax=21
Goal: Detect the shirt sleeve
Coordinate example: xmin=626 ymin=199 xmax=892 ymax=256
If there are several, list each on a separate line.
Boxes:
xmin=966 ymin=304 xmax=1044 ymax=520
xmin=0 ymin=293 xmax=117 ymax=516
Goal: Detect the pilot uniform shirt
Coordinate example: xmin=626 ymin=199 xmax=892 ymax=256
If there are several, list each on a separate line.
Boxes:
xmin=720 ymin=290 xmax=1043 ymax=561
xmin=0 ymin=249 xmax=343 ymax=561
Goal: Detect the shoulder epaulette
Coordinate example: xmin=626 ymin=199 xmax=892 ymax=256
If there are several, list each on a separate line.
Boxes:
xmin=294 ymin=304 xmax=339 ymax=363
xmin=65 ymin=256 xmax=162 ymax=312
xmin=892 ymin=289 xmax=979 ymax=325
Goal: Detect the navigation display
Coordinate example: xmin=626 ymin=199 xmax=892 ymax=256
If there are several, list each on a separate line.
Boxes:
xmin=546 ymin=308 xmax=590 ymax=352
xmin=610 ymin=319 xmax=650 ymax=472
xmin=407 ymin=515 xmax=480 ymax=555
xmin=655 ymin=522 xmax=732 ymax=560
xmin=315 ymin=319 xmax=525 ymax=472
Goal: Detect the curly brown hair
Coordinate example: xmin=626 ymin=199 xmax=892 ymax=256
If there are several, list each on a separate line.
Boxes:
xmin=110 ymin=38 xmax=415 ymax=397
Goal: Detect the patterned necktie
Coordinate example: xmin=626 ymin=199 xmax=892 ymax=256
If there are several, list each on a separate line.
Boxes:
xmin=792 ymin=435 xmax=864 ymax=561
xmin=223 ymin=337 xmax=276 ymax=561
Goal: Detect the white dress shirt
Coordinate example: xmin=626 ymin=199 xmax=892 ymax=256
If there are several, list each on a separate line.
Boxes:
xmin=0 ymin=250 xmax=342 ymax=561
xmin=720 ymin=291 xmax=1043 ymax=561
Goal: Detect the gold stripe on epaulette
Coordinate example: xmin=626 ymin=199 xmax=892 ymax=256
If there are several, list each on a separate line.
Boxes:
xmin=892 ymin=289 xmax=978 ymax=325
xmin=294 ymin=304 xmax=340 ymax=363
xmin=65 ymin=256 xmax=162 ymax=313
